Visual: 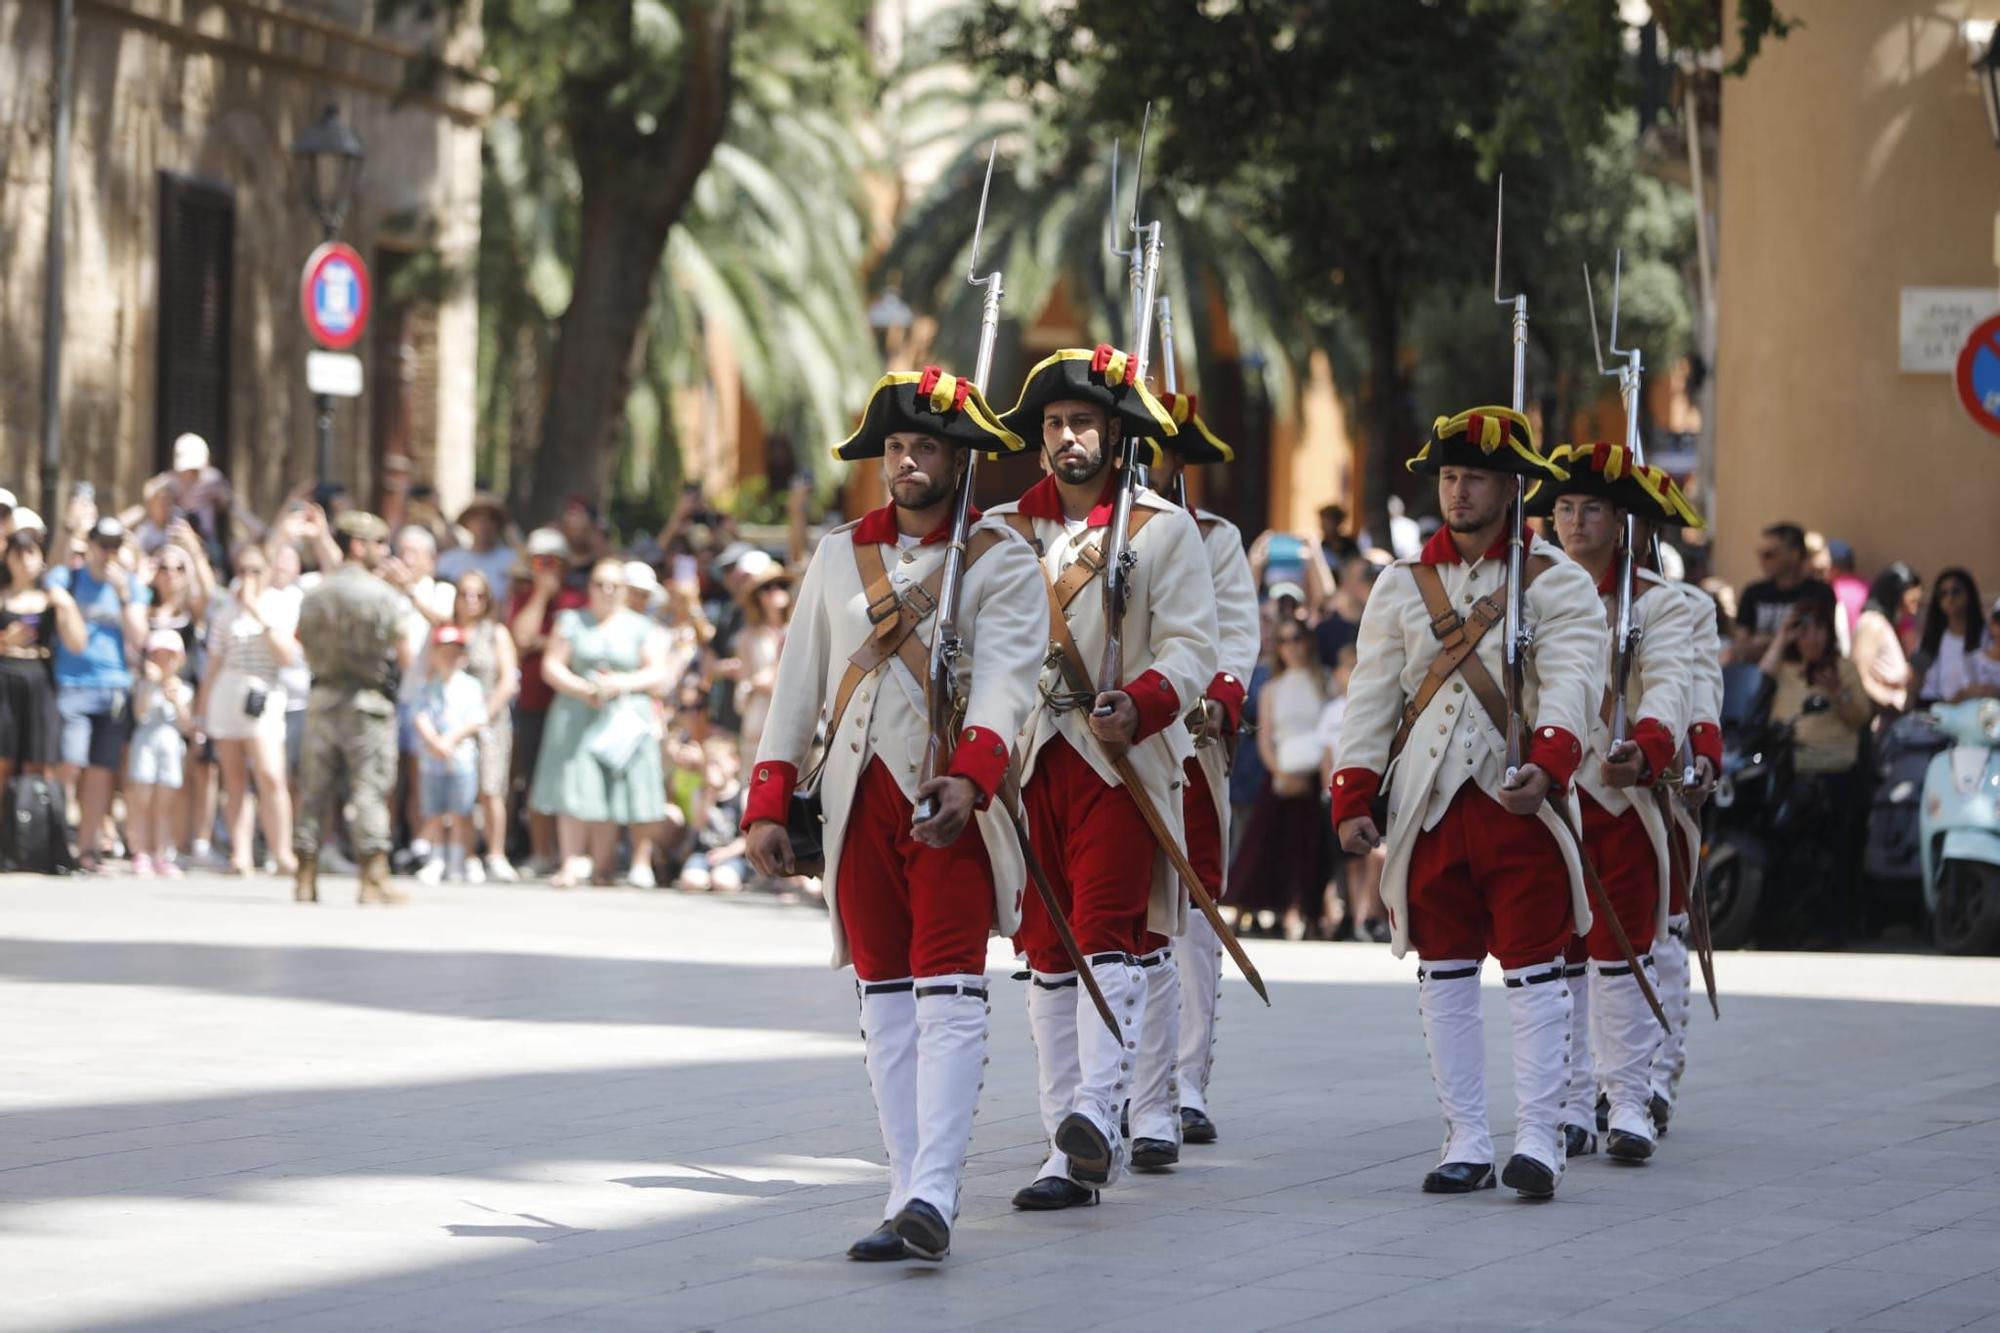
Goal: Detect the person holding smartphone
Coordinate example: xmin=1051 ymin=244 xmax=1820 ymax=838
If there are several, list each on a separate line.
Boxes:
xmin=202 ymin=542 xmax=300 ymax=876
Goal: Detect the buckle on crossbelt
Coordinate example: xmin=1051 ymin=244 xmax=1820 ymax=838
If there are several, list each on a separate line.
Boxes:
xmin=866 ymin=589 xmax=900 ymax=626
xmin=901 ymin=582 xmax=937 ymax=621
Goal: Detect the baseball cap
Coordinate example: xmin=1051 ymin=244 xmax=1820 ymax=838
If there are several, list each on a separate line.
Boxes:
xmin=525 ymin=527 xmax=568 ymax=559
xmin=431 ymin=624 xmax=468 ymax=648
xmin=89 ymin=517 xmax=126 ymax=545
xmin=334 ymin=510 xmax=390 ymax=542
xmin=0 ymin=488 xmax=16 ymax=512
xmin=624 ymin=560 xmax=661 ymax=593
xmin=12 ymin=507 xmax=44 ymax=534
xmin=145 ymin=628 xmax=186 ymax=656
xmin=733 ymin=550 xmax=777 ymax=582
xmin=172 ymin=433 xmax=210 ymax=472
xmin=1267 ymin=580 xmax=1306 ymax=606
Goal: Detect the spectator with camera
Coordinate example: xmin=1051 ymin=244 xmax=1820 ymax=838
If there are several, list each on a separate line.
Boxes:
xmin=46 ymin=516 xmax=149 ymax=871
xmin=201 ymin=542 xmax=301 ymax=876
xmin=0 ymin=530 xmax=63 ymax=791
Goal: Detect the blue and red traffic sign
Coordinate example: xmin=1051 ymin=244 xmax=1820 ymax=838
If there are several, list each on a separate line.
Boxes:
xmin=1954 ymin=312 xmax=2000 ymax=437
xmin=299 ymin=242 xmax=371 ymax=351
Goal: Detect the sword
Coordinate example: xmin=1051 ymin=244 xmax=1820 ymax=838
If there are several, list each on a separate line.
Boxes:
xmin=1546 ymin=797 xmax=1670 ymax=1033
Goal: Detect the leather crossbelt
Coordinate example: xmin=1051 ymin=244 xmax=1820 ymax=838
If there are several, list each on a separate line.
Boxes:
xmin=1390 ymin=558 xmax=1552 ymax=761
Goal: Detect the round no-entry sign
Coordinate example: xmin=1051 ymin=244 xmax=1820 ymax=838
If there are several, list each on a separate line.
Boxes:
xmin=300 ymin=242 xmax=371 ymax=351
xmin=1954 ymin=312 xmax=2000 ymax=436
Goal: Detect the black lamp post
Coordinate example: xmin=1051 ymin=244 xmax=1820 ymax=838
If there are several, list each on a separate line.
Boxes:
xmin=1978 ymin=32 xmax=2000 ymax=152
xmin=290 ymin=104 xmax=365 ymax=483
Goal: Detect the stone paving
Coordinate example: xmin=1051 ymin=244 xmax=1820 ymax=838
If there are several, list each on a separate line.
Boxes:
xmin=2 ymin=869 xmax=1998 ymax=1332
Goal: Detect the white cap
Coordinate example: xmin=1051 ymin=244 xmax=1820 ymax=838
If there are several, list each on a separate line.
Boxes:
xmin=12 ymin=507 xmax=43 ymax=534
xmin=734 ymin=550 xmax=777 ymax=581
xmin=524 ymin=527 xmax=567 ymax=558
xmin=0 ymin=488 xmax=16 ymax=510
xmin=624 ymin=560 xmax=661 ymax=593
xmin=172 ymin=433 xmax=210 ymax=472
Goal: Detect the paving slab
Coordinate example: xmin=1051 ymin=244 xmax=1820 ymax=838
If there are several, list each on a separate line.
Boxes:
xmin=1 ymin=871 xmax=1997 ymax=1331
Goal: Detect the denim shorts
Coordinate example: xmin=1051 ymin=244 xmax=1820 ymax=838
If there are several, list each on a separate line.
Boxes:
xmin=420 ymin=765 xmax=478 ymax=819
xmin=57 ymin=685 xmax=132 ymax=770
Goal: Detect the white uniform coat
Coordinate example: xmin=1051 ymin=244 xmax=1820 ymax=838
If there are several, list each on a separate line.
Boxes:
xmin=754 ymin=514 xmax=1048 ymax=969
xmin=1576 ymin=566 xmax=1695 ymax=937
xmin=1336 ymin=534 xmax=1609 ymax=959
xmin=1667 ymin=579 xmax=1726 ymax=884
xmin=987 ymin=484 xmax=1220 ymax=937
xmin=1190 ymin=510 xmax=1261 ymax=837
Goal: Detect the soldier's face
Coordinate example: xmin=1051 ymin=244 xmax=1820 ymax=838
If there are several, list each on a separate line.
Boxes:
xmin=1041 ymin=401 xmax=1117 ymax=485
xmin=1149 ymin=450 xmax=1183 ymax=492
xmin=1438 ymin=467 xmax=1512 ymax=534
xmin=1553 ymin=495 xmax=1620 ymax=562
xmin=882 ymin=432 xmax=961 ymax=511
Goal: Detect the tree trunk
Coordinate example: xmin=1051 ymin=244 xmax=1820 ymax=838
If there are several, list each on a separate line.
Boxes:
xmin=528 ymin=1 xmax=734 ymax=524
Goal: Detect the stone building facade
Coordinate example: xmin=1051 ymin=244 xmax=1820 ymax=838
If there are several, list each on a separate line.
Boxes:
xmin=0 ymin=0 xmax=486 ymax=525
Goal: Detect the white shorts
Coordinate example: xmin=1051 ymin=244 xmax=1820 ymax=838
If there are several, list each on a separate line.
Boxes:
xmin=205 ymin=671 xmax=288 ymax=744
xmin=128 ymin=722 xmax=186 ymax=790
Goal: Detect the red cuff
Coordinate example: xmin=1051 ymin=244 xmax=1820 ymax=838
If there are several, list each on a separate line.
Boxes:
xmin=1123 ymin=669 xmax=1183 ymax=742
xmin=1205 ymin=672 xmax=1248 ymax=731
xmin=946 ymin=726 xmax=1011 ymax=809
xmin=741 ymin=759 xmax=798 ymax=830
xmin=1630 ymin=718 xmax=1676 ymax=781
xmin=1330 ymin=767 xmax=1381 ymax=826
xmin=1527 ymin=726 xmax=1584 ymax=793
xmin=1688 ymin=722 xmax=1722 ymax=771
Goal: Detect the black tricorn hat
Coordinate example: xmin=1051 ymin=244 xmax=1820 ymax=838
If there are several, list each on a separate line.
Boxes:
xmin=1406 ymin=406 xmax=1567 ymax=482
xmin=1525 ymin=443 xmax=1705 ymax=527
xmin=1135 ymin=391 xmax=1235 ymax=466
xmin=832 ymin=367 xmax=1025 ymax=462
xmin=998 ymin=344 xmax=1178 ymax=441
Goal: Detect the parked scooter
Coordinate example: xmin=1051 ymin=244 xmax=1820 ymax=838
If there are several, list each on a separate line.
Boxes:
xmin=1920 ymin=698 xmax=2000 ymax=955
xmin=1704 ymin=663 xmax=1782 ymax=950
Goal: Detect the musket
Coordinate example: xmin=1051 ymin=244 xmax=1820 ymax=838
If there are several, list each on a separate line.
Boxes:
xmin=1096 ymin=102 xmax=1161 ymax=704
xmin=1493 ymin=178 xmax=1531 ymax=777
xmin=1154 ymin=289 xmax=1189 ymax=509
xmin=911 ymin=141 xmax=1119 ymax=1037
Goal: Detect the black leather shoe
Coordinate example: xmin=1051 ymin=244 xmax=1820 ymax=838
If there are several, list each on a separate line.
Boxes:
xmin=1421 ymin=1161 xmax=1496 ymax=1194
xmin=1595 ymin=1091 xmax=1610 ymax=1133
xmin=1649 ymin=1092 xmax=1672 ymax=1137
xmin=1055 ymin=1112 xmax=1113 ymax=1184
xmin=1564 ymin=1124 xmax=1599 ymax=1158
xmin=1501 ymin=1154 xmax=1557 ymax=1199
xmin=1131 ymin=1137 xmax=1179 ymax=1171
xmin=891 ymin=1199 xmax=950 ymax=1261
xmin=1011 ymin=1176 xmax=1099 ymax=1210
xmin=1606 ymin=1129 xmax=1655 ymax=1163
xmin=1180 ymin=1106 xmax=1218 ymax=1144
xmin=846 ymin=1221 xmax=908 ymax=1261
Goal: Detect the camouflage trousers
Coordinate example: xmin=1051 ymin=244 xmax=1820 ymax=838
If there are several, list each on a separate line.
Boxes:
xmin=293 ymin=690 xmax=398 ymax=859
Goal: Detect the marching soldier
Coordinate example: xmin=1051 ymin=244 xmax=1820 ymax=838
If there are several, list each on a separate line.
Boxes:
xmin=741 ymin=368 xmax=1046 ymax=1263
xmin=1527 ymin=444 xmax=1697 ymax=1164
xmin=1333 ymin=408 xmax=1606 ymax=1200
xmin=293 ymin=511 xmax=411 ymax=906
xmin=1127 ymin=396 xmax=1258 ymax=1161
xmin=988 ymin=345 xmax=1218 ymax=1209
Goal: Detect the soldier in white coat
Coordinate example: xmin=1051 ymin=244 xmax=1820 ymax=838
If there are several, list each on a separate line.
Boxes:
xmin=1125 ymin=395 xmax=1259 ymax=1163
xmin=986 ymin=345 xmax=1219 ymax=1209
xmin=1528 ymin=444 xmax=1699 ymax=1165
xmin=744 ymin=367 xmax=1047 ymax=1263
xmin=1332 ymin=407 xmax=1607 ymax=1200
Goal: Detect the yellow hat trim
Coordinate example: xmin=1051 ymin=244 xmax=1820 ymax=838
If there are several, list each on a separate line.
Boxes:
xmin=832 ymin=370 xmax=1022 ymax=460
xmin=1409 ymin=405 xmax=1564 ymax=478
xmin=1008 ymin=347 xmax=1178 ymax=437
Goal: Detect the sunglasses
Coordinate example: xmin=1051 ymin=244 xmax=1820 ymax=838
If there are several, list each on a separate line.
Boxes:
xmin=591 ymin=579 xmax=625 ymax=591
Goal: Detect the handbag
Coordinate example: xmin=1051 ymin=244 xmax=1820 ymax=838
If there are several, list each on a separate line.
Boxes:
xmin=585 ymin=697 xmax=656 ymax=771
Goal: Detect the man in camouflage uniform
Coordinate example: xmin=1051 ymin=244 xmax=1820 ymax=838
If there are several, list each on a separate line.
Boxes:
xmin=293 ymin=511 xmax=412 ymax=905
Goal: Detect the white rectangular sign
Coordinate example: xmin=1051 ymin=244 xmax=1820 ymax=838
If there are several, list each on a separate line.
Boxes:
xmin=1900 ymin=287 xmax=2000 ymax=373
xmin=306 ymin=350 xmax=364 ymax=398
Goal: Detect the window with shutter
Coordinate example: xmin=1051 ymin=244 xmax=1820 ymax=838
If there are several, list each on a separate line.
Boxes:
xmin=155 ymin=173 xmax=235 ymax=475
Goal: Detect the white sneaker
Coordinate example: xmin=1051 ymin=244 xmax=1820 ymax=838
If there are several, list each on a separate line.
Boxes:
xmin=627 ymin=861 xmax=656 ymax=889
xmin=416 ymin=858 xmax=446 ymax=887
xmin=463 ymin=856 xmax=486 ymax=885
xmin=485 ymin=855 xmax=520 ymax=883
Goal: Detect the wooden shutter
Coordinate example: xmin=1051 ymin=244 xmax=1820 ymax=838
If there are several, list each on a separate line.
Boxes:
xmin=155 ymin=173 xmax=235 ymax=475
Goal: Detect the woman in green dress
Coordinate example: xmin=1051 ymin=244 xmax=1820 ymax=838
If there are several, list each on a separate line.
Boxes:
xmin=531 ymin=559 xmax=674 ymax=886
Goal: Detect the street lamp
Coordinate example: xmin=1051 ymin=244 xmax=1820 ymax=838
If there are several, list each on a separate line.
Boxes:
xmin=291 ymin=103 xmax=366 ymax=240
xmin=291 ymin=103 xmax=366 ymax=484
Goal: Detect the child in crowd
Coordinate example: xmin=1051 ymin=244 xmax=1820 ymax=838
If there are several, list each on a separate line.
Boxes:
xmin=127 ymin=629 xmax=194 ymax=877
xmin=412 ymin=625 xmax=487 ymax=885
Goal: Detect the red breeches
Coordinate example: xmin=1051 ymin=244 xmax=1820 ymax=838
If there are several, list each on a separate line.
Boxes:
xmin=1405 ymin=785 xmax=1574 ymax=970
xmin=1578 ymin=790 xmax=1660 ymax=959
xmin=836 ymin=757 xmax=995 ymax=981
xmin=1016 ymin=736 xmax=1154 ymax=973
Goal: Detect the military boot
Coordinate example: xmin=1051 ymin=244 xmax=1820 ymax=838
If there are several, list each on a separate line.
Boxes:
xmin=294 ymin=854 xmax=319 ymax=904
xmin=357 ymin=853 xmax=408 ymax=906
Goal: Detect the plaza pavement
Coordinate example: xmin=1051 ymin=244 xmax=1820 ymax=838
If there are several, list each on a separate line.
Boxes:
xmin=1 ymin=869 xmax=1998 ymax=1332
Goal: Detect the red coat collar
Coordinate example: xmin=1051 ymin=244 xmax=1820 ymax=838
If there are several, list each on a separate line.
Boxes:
xmin=851 ymin=502 xmax=978 ymax=547
xmin=1018 ymin=470 xmax=1119 ymax=525
xmin=1418 ymin=524 xmax=1515 ymax=566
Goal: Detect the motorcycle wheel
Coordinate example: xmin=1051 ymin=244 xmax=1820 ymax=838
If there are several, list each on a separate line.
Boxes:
xmin=1703 ymin=842 xmax=1761 ymax=951
xmin=1930 ymin=860 xmax=2000 ymax=956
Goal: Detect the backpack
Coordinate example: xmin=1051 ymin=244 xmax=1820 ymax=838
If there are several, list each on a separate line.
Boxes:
xmin=4 ymin=775 xmax=76 ymax=875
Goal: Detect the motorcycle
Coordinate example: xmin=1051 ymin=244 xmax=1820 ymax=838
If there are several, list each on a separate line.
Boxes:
xmin=1704 ymin=663 xmax=1783 ymax=950
xmin=1919 ymin=698 xmax=2000 ymax=955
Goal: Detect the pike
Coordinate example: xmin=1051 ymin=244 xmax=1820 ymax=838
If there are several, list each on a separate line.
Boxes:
xmin=1586 ymin=255 xmax=1720 ymax=1019
xmin=1492 ymin=182 xmax=1666 ymax=1032
xmin=912 ymin=141 xmax=1119 ymax=1038
xmin=1077 ymin=104 xmax=1268 ymax=1006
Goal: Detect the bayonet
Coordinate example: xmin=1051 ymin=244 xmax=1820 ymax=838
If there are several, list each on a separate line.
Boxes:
xmin=1493 ymin=176 xmax=1531 ymax=778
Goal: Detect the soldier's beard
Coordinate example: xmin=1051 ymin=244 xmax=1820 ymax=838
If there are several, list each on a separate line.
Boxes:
xmin=1051 ymin=446 xmax=1109 ymax=486
xmin=1446 ymin=502 xmax=1509 ymax=535
xmin=891 ymin=473 xmax=954 ymax=511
